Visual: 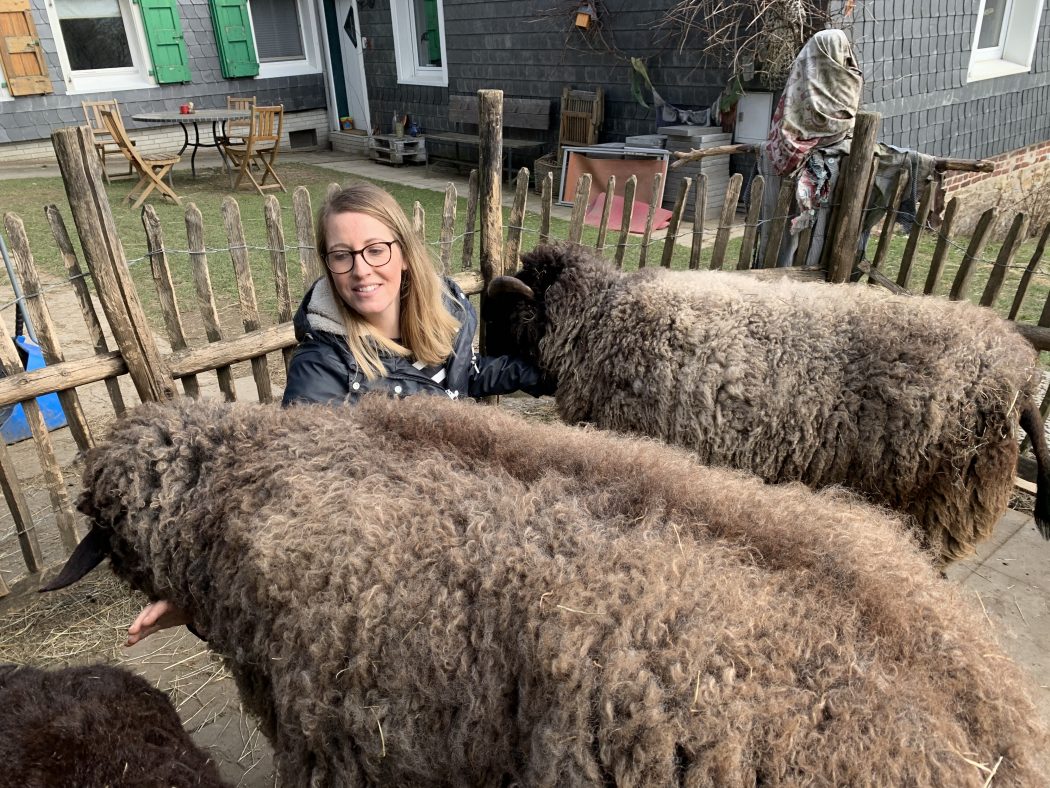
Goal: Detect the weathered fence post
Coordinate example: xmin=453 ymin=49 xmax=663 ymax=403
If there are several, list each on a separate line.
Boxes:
xmin=477 ymin=89 xmax=505 ymax=355
xmin=826 ymin=111 xmax=881 ymax=283
xmin=51 ymin=126 xmax=177 ymax=402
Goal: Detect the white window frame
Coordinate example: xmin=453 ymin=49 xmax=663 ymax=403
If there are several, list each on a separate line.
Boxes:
xmin=248 ymin=0 xmax=323 ymax=79
xmin=43 ymin=0 xmax=155 ymax=94
xmin=968 ymin=0 xmax=1045 ymax=82
xmin=390 ymin=0 xmax=448 ymax=87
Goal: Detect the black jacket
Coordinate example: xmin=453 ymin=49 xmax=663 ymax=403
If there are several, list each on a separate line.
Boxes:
xmin=282 ymin=278 xmax=552 ymax=406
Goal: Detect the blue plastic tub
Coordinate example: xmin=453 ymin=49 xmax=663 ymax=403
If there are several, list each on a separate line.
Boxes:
xmin=0 ymin=335 xmax=68 ymax=443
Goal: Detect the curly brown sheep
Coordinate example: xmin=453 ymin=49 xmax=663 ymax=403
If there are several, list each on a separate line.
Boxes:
xmin=0 ymin=662 xmax=228 ymax=787
xmin=44 ymin=396 xmax=1048 ymax=786
xmin=485 ymin=242 xmax=1050 ymax=565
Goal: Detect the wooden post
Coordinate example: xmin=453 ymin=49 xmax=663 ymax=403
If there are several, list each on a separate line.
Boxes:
xmin=538 ymin=173 xmax=553 ymax=245
xmin=922 ymin=197 xmax=959 ymax=295
xmin=896 ymin=181 xmax=934 ymax=290
xmin=737 ymin=175 xmax=764 ymax=270
xmin=980 ymin=212 xmax=1029 ymax=308
xmin=638 ymin=172 xmax=663 ymax=269
xmin=0 ymin=437 xmax=41 ymax=573
xmin=184 ymin=203 xmax=237 ymax=401
xmin=292 ymin=186 xmax=322 ymax=292
xmin=567 ymin=174 xmax=592 ymax=245
xmin=689 ymin=173 xmax=707 ymax=269
xmin=826 ymin=111 xmax=881 ymax=283
xmin=1008 ymin=222 xmax=1050 ymax=321
xmin=614 ymin=175 xmax=637 ymax=269
xmin=141 ymin=205 xmax=199 ymax=398
xmin=264 ymin=196 xmax=295 ymax=372
xmin=595 ymin=175 xmax=615 ymax=255
xmin=661 ymin=177 xmax=692 ymax=268
xmin=50 ymin=126 xmax=176 ymax=402
xmin=709 ymin=173 xmax=743 ymax=270
xmin=867 ymin=170 xmax=908 ymax=283
xmin=505 ymin=168 xmax=529 ymax=271
xmin=439 ymin=183 xmax=457 ymax=276
xmin=760 ymin=179 xmax=794 ymax=269
xmin=462 ymin=170 xmax=479 ymax=268
xmin=478 ymin=89 xmax=505 ymax=292
xmin=44 ymin=205 xmax=126 ymax=416
xmin=949 ymin=207 xmax=996 ymax=302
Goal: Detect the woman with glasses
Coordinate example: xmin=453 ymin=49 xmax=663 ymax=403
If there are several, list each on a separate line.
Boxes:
xmin=126 ymin=181 xmax=552 ymax=647
xmin=281 ymin=180 xmax=552 ymax=406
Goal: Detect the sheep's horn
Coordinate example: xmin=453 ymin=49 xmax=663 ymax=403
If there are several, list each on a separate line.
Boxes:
xmin=487 ymin=276 xmax=535 ymax=300
xmin=39 ymin=526 xmax=111 ymax=592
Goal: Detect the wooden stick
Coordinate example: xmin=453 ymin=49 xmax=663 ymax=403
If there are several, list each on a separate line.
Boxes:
xmin=614 ymin=175 xmax=637 ymax=269
xmin=661 ymin=177 xmax=692 ymax=268
xmin=0 ymin=312 xmax=78 ymax=554
xmin=856 ymin=260 xmax=908 ymax=295
xmin=505 ymin=168 xmax=529 ymax=272
xmin=0 ymin=435 xmax=41 ymax=573
xmin=0 ymin=351 xmax=125 ymax=406
xmin=922 ymin=197 xmax=959 ymax=296
xmin=827 ymin=111 xmax=881 ymax=283
xmin=222 ymin=196 xmax=272 ymax=403
xmin=439 ymin=183 xmax=457 ymax=276
xmin=141 ymin=205 xmax=199 ymax=399
xmin=50 ymin=126 xmax=176 ymax=402
xmin=462 ymin=170 xmax=479 ymax=269
xmin=896 ymin=180 xmax=933 ymax=290
xmin=44 ymin=204 xmax=125 ymax=416
xmin=478 ymin=89 xmax=505 ymax=357
xmin=761 ymin=178 xmax=794 ymax=269
xmin=412 ymin=202 xmax=425 ymax=243
xmin=710 ymin=172 xmax=743 ymax=270
xmin=4 ymin=212 xmax=94 ymax=450
xmin=935 ymin=158 xmax=995 ymax=174
xmin=980 ymin=213 xmax=1029 ymax=309
xmin=949 ymin=207 xmax=996 ymax=302
xmin=567 ymin=174 xmax=592 ymax=245
xmin=689 ymin=173 xmax=707 ymax=270
xmin=292 ymin=186 xmax=322 ymax=293
xmin=672 ymin=143 xmax=756 ymax=168
xmin=1008 ymin=222 xmax=1050 ymax=321
xmin=185 ymin=203 xmax=237 ymax=401
xmin=264 ymin=195 xmax=295 ymax=373
xmin=737 ymin=174 xmax=764 ymax=270
xmin=595 ymin=175 xmax=615 ymax=255
xmin=638 ymin=172 xmax=663 ymax=269
xmin=868 ymin=169 xmax=909 ymax=284
xmin=538 ymin=172 xmax=553 ymax=246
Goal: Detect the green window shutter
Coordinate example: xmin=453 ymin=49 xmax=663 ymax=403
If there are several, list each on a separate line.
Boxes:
xmin=139 ymin=0 xmax=192 ymax=84
xmin=209 ymin=0 xmax=259 ymax=78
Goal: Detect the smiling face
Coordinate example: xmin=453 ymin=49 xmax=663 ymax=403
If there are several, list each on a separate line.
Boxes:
xmin=324 ymin=211 xmax=407 ymax=340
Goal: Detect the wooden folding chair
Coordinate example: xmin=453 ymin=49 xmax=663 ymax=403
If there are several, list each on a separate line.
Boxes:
xmin=82 ymin=99 xmax=134 ymax=184
xmin=221 ymin=105 xmax=286 ymax=195
xmin=99 ymin=109 xmax=182 ymax=210
xmin=557 ymin=86 xmax=604 ymax=164
xmin=217 ymin=95 xmax=255 ymax=147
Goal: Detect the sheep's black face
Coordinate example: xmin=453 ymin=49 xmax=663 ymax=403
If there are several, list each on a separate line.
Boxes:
xmin=482 ymin=243 xmax=570 ymax=365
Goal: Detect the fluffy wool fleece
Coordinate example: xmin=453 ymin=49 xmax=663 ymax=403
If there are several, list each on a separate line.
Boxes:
xmin=0 ymin=663 xmax=228 ymax=787
xmin=70 ymin=395 xmax=1048 ymax=787
xmin=490 ymin=243 xmax=1043 ymax=565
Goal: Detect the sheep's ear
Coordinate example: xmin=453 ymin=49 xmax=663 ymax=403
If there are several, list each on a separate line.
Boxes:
xmin=487 ymin=276 xmax=535 ymax=301
xmin=39 ymin=527 xmax=110 ymax=592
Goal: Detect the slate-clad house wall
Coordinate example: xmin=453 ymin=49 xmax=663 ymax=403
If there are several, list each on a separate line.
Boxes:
xmin=355 ymin=0 xmax=728 ymax=147
xmin=836 ymin=0 xmax=1050 ymax=161
xmin=0 ymin=0 xmax=327 ymax=151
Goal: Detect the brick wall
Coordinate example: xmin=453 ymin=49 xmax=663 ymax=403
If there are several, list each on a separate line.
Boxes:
xmin=942 ymin=138 xmax=1050 ymax=236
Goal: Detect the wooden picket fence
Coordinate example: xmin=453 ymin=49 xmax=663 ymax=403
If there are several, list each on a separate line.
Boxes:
xmin=1 ymin=98 xmax=1048 ymax=591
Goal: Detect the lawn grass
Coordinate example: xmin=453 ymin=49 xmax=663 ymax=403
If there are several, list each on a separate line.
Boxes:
xmin=0 ymin=161 xmax=718 ymax=338
xmin=1 ymin=160 xmax=1047 ymax=343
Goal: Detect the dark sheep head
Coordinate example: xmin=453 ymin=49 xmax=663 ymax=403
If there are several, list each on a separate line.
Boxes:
xmin=41 ymin=400 xmax=218 ymax=597
xmin=482 ymin=242 xmax=573 ymax=365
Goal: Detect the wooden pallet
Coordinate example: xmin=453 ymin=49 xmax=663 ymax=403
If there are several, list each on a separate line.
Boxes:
xmin=369 ymin=134 xmax=427 ymax=166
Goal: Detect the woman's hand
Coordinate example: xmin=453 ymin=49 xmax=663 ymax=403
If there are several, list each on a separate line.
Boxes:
xmin=126 ymin=599 xmax=191 ymax=646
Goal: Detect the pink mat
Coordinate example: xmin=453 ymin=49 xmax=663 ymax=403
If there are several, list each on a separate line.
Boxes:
xmin=584 ymin=192 xmax=672 ymax=234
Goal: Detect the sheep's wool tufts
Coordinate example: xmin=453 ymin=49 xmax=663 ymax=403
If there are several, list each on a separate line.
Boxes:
xmin=77 ymin=396 xmax=1048 ymax=786
xmin=492 ymin=242 xmax=1045 ymax=565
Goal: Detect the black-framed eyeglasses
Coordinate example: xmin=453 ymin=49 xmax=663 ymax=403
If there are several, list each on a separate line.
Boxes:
xmin=323 ymin=240 xmax=398 ymax=274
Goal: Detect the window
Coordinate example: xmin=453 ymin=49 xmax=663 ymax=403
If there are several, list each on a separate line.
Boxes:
xmin=249 ymin=0 xmax=322 ymax=78
xmin=44 ymin=0 xmax=190 ymax=91
xmin=968 ymin=0 xmax=1045 ymax=81
xmin=390 ymin=0 xmax=447 ymax=87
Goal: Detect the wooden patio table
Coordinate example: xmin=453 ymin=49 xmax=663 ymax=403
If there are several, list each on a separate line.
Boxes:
xmin=132 ymin=109 xmax=251 ymax=178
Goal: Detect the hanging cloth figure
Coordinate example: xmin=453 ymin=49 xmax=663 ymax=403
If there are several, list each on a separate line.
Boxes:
xmin=760 ymin=30 xmax=863 ymax=244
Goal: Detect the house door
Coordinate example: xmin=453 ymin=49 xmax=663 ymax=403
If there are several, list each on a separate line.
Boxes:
xmin=331 ymin=0 xmax=370 ymax=133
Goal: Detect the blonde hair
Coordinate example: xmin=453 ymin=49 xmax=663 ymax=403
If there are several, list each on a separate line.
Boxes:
xmin=316 ymin=182 xmax=460 ymax=379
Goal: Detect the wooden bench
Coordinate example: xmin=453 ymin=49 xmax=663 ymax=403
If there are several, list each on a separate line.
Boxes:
xmin=425 ymin=95 xmax=551 ymax=182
